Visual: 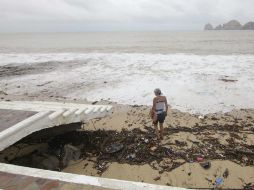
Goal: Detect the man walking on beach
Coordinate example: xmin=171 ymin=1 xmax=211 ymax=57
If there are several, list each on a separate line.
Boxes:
xmin=150 ymin=88 xmax=168 ymax=140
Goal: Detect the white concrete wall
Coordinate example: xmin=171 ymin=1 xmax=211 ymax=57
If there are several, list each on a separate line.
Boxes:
xmin=0 ymin=163 xmax=190 ymax=190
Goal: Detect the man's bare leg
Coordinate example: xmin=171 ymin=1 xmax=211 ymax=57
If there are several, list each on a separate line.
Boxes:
xmin=154 ymin=123 xmax=160 ymax=139
xmin=159 ymin=123 xmax=164 ymax=140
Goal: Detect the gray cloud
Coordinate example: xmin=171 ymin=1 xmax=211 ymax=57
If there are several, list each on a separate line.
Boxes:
xmin=0 ymin=0 xmax=253 ymax=32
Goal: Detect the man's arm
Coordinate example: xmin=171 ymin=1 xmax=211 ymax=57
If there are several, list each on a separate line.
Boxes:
xmin=165 ymin=97 xmax=168 ymax=115
xmin=152 ymin=97 xmax=156 ymax=112
xmin=152 ymin=98 xmax=156 ymax=112
xmin=150 ymin=98 xmax=156 ymax=118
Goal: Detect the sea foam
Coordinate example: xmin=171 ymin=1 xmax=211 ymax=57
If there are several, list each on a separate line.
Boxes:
xmin=0 ymin=53 xmax=254 ymax=114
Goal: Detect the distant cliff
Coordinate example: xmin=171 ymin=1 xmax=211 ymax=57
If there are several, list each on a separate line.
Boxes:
xmin=242 ymin=22 xmax=254 ymax=30
xmin=204 ymin=23 xmax=213 ymax=30
xmin=204 ymin=20 xmax=254 ymax=30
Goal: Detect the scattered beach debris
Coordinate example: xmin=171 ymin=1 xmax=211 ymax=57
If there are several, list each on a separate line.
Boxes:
xmin=219 ymin=78 xmax=238 ymax=82
xmin=92 ymin=101 xmax=98 ymax=105
xmin=215 ymin=176 xmax=223 ymax=186
xmin=205 ymin=177 xmax=213 ymax=183
xmin=97 ymin=161 xmax=109 ymax=174
xmin=175 ymin=140 xmax=187 ymax=147
xmin=243 ymin=183 xmax=254 ymax=190
xmin=196 ymin=156 xmax=204 ymax=162
xmin=126 ymin=153 xmax=136 ymax=159
xmin=200 ymin=161 xmax=211 ymax=169
xmin=131 ymin=105 xmax=142 ymax=108
xmin=3 ymin=120 xmax=254 ymax=176
xmin=223 ymin=168 xmax=229 ymax=178
xmin=0 ymin=108 xmax=254 ymax=182
xmin=36 ymin=81 xmax=53 ymax=87
xmin=198 ymin=115 xmax=204 ymax=120
xmin=153 ymin=176 xmax=161 ymax=181
xmin=104 ymin=143 xmax=124 ymax=154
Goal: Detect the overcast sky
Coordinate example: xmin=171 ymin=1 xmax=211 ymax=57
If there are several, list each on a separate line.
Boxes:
xmin=0 ymin=0 xmax=253 ymax=32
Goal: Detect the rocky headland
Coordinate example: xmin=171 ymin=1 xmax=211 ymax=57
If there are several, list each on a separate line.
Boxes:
xmin=204 ymin=20 xmax=254 ymax=30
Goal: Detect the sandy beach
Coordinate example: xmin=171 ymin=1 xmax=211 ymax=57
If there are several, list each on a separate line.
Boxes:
xmin=1 ymin=92 xmax=254 ymax=189
xmin=65 ymin=104 xmax=254 ymax=189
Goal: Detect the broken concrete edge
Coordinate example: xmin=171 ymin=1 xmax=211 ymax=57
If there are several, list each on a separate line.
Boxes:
xmin=0 ymin=111 xmax=51 ymax=141
xmin=0 ymin=101 xmax=113 ymax=151
xmin=0 ymin=111 xmax=52 ymax=151
xmin=0 ymin=101 xmax=113 ymax=112
xmin=0 ymin=163 xmax=190 ymax=190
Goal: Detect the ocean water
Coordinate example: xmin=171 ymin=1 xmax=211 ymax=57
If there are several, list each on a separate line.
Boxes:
xmin=0 ymin=31 xmax=254 ymax=114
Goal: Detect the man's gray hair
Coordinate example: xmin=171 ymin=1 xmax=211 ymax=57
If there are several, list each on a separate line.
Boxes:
xmin=154 ymin=88 xmax=162 ymax=96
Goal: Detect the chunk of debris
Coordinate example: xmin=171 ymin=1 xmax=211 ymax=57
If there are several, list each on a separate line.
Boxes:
xmin=105 ymin=143 xmax=124 ymax=154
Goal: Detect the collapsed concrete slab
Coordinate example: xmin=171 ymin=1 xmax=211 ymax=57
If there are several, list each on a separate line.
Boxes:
xmin=0 ymin=101 xmax=112 ymax=151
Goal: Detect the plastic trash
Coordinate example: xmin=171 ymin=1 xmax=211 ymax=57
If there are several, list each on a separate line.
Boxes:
xmin=223 ymin=168 xmax=229 ymax=178
xmin=198 ymin=115 xmax=204 ymax=120
xmin=196 ymin=156 xmax=204 ymax=162
xmin=215 ymin=177 xmax=223 ymax=186
xmin=126 ymin=153 xmax=136 ymax=159
xmin=200 ymin=161 xmax=211 ymax=169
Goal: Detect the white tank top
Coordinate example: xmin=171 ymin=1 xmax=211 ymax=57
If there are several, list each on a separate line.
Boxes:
xmin=155 ymin=101 xmax=165 ymax=114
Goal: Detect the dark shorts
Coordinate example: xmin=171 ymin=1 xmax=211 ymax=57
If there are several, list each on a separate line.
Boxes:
xmin=153 ymin=112 xmax=165 ymax=124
